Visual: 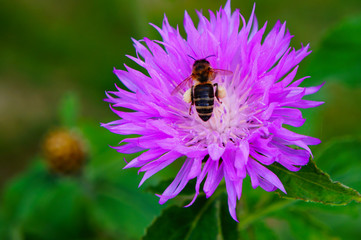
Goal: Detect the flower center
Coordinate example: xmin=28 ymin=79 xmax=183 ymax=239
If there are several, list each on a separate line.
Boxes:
xmin=182 ymin=75 xmax=263 ymax=148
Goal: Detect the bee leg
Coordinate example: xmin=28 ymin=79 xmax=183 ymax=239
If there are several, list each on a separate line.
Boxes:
xmin=189 ymin=86 xmax=194 ymax=115
xmin=214 ymin=83 xmax=222 ymax=104
xmin=214 ymin=83 xmax=226 ymax=103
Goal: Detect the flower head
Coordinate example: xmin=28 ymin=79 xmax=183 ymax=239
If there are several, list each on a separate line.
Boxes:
xmin=103 ymin=1 xmax=323 ymax=221
xmin=43 ymin=128 xmax=86 ymax=175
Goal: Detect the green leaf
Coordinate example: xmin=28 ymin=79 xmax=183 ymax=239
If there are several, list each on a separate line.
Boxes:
xmin=0 ymin=161 xmax=95 ymax=240
xmin=287 ymin=137 xmax=361 ymax=239
xmin=307 ymin=14 xmax=361 ymax=87
xmin=142 ymin=194 xmax=238 ymax=240
xmin=64 ymin=120 xmax=164 ymax=239
xmin=59 ymin=92 xmax=79 ymax=127
xmin=267 ymin=159 xmax=361 ymax=204
xmin=316 ymin=137 xmax=361 ymax=192
xmin=88 ymin=180 xmax=162 ymax=240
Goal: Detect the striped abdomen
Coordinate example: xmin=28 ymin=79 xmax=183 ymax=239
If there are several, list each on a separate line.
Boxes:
xmin=193 ymin=83 xmax=214 ymax=121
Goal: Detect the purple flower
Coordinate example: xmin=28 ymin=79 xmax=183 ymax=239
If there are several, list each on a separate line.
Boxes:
xmin=103 ymin=1 xmax=323 ymax=221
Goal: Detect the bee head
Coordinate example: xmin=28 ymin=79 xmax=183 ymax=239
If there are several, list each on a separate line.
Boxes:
xmin=192 ymin=59 xmax=212 ymax=82
xmin=193 ymin=59 xmax=210 ymax=69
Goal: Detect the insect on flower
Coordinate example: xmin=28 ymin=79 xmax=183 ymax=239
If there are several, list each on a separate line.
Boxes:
xmin=103 ymin=0 xmax=324 ymax=221
xmin=171 ymin=55 xmax=232 ymax=121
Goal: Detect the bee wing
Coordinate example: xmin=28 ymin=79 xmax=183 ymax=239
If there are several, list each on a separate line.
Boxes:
xmin=171 ymin=75 xmax=193 ymax=95
xmin=211 ymin=68 xmax=233 ymax=76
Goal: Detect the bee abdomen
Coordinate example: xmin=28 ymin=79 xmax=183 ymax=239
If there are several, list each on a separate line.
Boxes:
xmin=194 ymin=84 xmax=214 ymax=121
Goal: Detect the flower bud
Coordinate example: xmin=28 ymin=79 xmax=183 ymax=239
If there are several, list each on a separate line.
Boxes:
xmin=42 ymin=128 xmax=86 ymax=175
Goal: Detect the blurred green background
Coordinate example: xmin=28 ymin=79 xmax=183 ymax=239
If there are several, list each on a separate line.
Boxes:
xmin=1 ymin=0 xmax=361 ymax=239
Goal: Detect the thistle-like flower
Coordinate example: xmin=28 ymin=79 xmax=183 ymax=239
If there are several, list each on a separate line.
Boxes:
xmin=103 ymin=1 xmax=323 ymax=221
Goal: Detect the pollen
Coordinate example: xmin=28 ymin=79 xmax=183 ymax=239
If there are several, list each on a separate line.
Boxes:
xmin=217 ymin=86 xmax=227 ymax=99
xmin=183 ymin=88 xmax=192 ymax=103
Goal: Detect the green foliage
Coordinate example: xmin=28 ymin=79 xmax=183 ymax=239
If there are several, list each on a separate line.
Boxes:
xmin=0 ymin=162 xmax=94 ymax=240
xmin=0 ymin=119 xmax=163 ymax=240
xmin=242 ymin=221 xmax=279 ymax=240
xmin=308 ymin=14 xmax=361 ymax=87
xmin=268 ymin=137 xmax=361 ymax=240
xmin=298 ymin=15 xmax=361 ymax=141
xmin=296 ymin=137 xmax=361 ymax=239
xmin=268 ymin=160 xmax=361 ymax=204
xmin=59 ymin=92 xmax=79 ymax=128
xmin=275 ymin=209 xmax=335 ymax=240
xmin=316 ymin=137 xmax=361 ymax=191
xmin=142 ymin=135 xmax=361 ymax=240
xmin=143 ymin=194 xmax=238 ymax=240
xmin=79 ymin=121 xmax=164 ymax=239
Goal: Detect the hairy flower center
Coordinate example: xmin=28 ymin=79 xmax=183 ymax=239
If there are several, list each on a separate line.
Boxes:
xmin=182 ymin=74 xmax=263 ymax=148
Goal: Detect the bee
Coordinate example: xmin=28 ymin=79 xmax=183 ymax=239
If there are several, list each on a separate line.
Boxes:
xmin=172 ymin=56 xmax=232 ymax=121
